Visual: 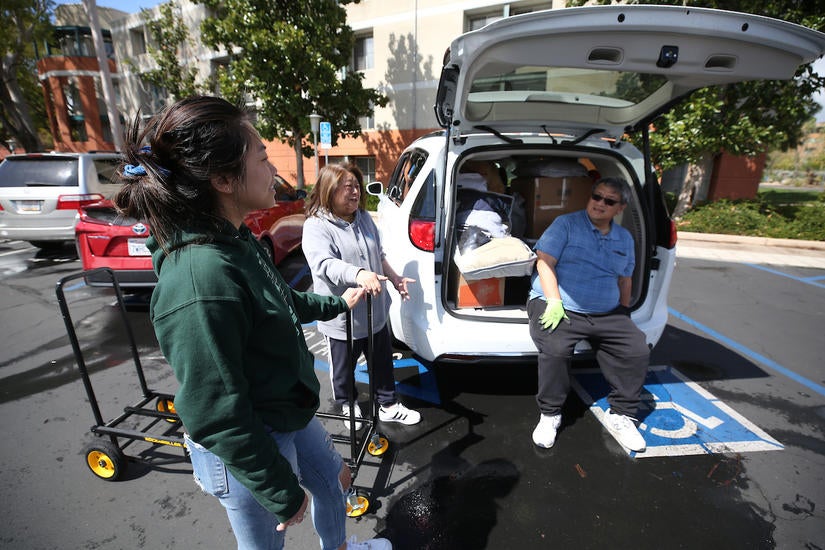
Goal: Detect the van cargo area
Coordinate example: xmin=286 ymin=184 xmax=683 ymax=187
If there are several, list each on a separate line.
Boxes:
xmin=445 ymin=151 xmax=647 ymax=319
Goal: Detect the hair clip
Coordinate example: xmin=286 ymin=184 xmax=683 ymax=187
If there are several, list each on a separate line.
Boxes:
xmin=124 ymin=164 xmax=147 ymax=177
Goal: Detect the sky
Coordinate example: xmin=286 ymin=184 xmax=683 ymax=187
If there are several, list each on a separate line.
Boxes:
xmin=59 ymin=0 xmax=160 ymax=13
xmin=58 ymin=1 xmax=825 ymax=121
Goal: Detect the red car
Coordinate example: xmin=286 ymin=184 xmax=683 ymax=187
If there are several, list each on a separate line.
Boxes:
xmin=75 ymin=175 xmax=307 ymax=288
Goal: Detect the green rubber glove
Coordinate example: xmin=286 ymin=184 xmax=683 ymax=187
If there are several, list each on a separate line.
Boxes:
xmin=540 ymin=299 xmax=569 ymax=331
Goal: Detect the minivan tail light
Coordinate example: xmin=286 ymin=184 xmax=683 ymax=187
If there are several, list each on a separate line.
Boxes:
xmin=57 ymin=194 xmax=104 ymax=210
xmin=409 ymin=218 xmax=435 ymax=251
xmin=668 ymin=219 xmax=678 ymax=249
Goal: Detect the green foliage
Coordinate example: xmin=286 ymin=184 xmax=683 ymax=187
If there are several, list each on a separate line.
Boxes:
xmin=365 ymin=192 xmax=379 ymax=212
xmin=0 ymin=0 xmax=53 ymax=152
xmin=676 ymin=189 xmax=825 ymax=240
xmin=567 ymin=0 xmax=825 ymax=172
xmin=196 ymin=0 xmax=388 ymax=162
xmin=138 ymin=2 xmax=201 ymax=102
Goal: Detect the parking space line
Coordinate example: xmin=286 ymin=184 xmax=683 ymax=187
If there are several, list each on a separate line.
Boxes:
xmin=573 ymin=365 xmax=784 ymax=458
xmin=668 ymin=307 xmax=825 ymax=398
xmin=744 ymin=262 xmax=825 ymax=289
xmin=288 ymin=264 xmax=311 ymax=288
xmin=0 ymin=247 xmax=32 ymax=257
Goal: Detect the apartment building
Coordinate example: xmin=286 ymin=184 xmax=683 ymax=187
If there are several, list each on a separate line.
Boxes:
xmin=328 ymin=0 xmax=564 ymax=183
xmin=36 ymin=1 xmax=564 ymax=183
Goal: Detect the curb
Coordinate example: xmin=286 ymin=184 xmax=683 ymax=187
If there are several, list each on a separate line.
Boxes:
xmin=677 ymin=231 xmax=825 ymax=251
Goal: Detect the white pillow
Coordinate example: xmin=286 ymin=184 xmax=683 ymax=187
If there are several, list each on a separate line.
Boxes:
xmin=455 ymin=236 xmax=537 ymax=280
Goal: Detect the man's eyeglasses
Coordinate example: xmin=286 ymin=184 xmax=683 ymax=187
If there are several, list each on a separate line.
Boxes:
xmin=591 ymin=193 xmax=621 ymax=207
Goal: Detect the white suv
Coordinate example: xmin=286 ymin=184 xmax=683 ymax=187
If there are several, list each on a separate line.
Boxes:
xmin=368 ymin=5 xmax=825 ymax=362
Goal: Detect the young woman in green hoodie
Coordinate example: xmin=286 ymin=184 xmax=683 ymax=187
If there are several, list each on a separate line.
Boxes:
xmin=113 ymin=96 xmax=391 ymax=550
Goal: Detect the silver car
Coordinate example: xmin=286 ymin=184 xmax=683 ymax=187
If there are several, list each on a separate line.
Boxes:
xmin=0 ymin=152 xmax=122 ymax=249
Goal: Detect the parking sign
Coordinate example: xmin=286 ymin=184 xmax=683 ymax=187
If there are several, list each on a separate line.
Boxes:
xmin=319 ymin=121 xmax=332 ymax=149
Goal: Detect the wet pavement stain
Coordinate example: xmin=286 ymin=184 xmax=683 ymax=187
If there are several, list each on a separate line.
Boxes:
xmin=383 ymin=458 xmax=519 ymax=550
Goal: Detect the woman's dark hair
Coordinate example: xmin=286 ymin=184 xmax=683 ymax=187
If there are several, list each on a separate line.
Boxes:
xmin=113 ymin=96 xmax=253 ymax=250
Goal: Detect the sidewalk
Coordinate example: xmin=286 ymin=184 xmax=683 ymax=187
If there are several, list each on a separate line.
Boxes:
xmin=676 ymin=231 xmax=825 ymax=268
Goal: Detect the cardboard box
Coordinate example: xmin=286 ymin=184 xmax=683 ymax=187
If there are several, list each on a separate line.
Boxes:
xmin=511 ymin=176 xmax=593 ymax=238
xmin=456 ymin=274 xmax=505 ymax=308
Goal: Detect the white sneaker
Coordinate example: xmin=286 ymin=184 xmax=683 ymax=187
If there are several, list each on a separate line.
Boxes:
xmin=604 ymin=408 xmax=646 ymax=452
xmin=342 ymin=403 xmax=364 ymax=431
xmin=378 ymin=402 xmax=421 ymax=425
xmin=532 ymin=413 xmax=562 ymax=448
xmin=346 ymin=535 xmax=392 ymax=549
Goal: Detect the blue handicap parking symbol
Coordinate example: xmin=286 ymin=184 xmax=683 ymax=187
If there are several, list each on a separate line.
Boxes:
xmin=303 ymin=322 xmax=440 ymax=406
xmin=571 ymin=365 xmax=783 ymax=458
xmin=345 ymin=355 xmax=439 ymax=405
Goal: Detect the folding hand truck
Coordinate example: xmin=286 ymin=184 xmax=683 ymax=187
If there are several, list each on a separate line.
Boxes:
xmin=55 ymin=267 xmax=184 ymax=481
xmin=315 ymin=293 xmax=389 ymax=517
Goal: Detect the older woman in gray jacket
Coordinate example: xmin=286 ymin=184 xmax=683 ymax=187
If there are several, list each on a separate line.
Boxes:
xmin=303 ymin=163 xmax=421 ymax=428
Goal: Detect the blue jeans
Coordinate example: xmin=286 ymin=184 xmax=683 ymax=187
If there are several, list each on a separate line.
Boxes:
xmin=185 ymin=417 xmax=346 ymax=550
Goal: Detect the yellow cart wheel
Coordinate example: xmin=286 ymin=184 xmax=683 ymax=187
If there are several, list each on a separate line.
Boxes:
xmin=83 ymin=440 xmax=126 ymax=481
xmin=368 ymin=434 xmax=389 ymax=457
xmin=156 ymin=397 xmax=179 ymax=423
xmin=346 ymin=490 xmax=370 ymax=518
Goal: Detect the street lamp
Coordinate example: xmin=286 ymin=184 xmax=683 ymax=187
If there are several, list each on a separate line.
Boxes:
xmin=309 ymin=112 xmax=321 ymax=186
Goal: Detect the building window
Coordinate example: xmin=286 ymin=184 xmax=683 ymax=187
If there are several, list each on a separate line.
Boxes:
xmin=328 ymin=156 xmax=377 ymax=184
xmin=138 ymin=80 xmax=167 ymax=120
xmin=359 ymin=114 xmax=375 ymax=131
xmin=63 ymin=78 xmax=87 ymax=142
xmin=95 ymin=79 xmax=113 ymax=144
xmin=467 ymin=13 xmax=503 ymax=31
xmin=130 ymin=28 xmax=147 ymax=55
xmin=359 ymin=101 xmax=375 ymax=130
xmin=353 ymin=34 xmax=374 ymax=71
xmin=466 ymin=4 xmax=539 ymax=32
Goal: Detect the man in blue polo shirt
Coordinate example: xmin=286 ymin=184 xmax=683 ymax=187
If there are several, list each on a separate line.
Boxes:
xmin=527 ymin=177 xmax=649 ymax=452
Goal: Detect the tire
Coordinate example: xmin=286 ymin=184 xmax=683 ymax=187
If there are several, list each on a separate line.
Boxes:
xmin=83 ymin=440 xmax=127 ymax=481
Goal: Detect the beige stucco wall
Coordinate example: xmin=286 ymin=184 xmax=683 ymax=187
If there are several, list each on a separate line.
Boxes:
xmin=346 ymin=0 xmax=563 ymax=131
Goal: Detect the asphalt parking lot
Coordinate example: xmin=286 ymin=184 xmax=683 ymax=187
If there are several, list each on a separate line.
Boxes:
xmin=1 ymin=237 xmax=824 ymax=549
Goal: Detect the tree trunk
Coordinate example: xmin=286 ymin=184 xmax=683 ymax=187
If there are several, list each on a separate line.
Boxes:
xmin=672 ymin=152 xmax=715 ymax=218
xmin=293 ymin=132 xmax=306 ymax=189
xmin=1 ymin=52 xmax=45 ymax=152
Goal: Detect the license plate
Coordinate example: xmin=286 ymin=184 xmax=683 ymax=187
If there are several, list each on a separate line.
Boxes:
xmin=16 ymin=200 xmax=42 ymax=213
xmin=127 ymin=238 xmax=150 ymax=256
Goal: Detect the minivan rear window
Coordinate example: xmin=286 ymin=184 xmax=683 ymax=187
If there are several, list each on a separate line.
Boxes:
xmin=89 ymin=158 xmax=122 ymax=194
xmin=469 ymin=66 xmax=667 ymax=109
xmin=0 ymin=157 xmax=78 ymax=188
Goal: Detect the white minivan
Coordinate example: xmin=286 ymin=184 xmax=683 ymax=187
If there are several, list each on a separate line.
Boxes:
xmin=368 ymin=5 xmax=825 ymax=363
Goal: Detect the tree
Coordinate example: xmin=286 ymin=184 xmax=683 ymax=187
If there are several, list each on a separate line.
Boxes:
xmin=1 ymin=0 xmax=53 ymax=153
xmin=197 ymin=0 xmax=388 ymax=188
xmin=137 ymin=1 xmax=200 ymax=104
xmin=567 ymin=0 xmax=825 ymax=215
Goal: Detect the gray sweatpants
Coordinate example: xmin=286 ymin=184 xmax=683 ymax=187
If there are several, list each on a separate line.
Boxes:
xmin=527 ymin=298 xmax=650 ymax=418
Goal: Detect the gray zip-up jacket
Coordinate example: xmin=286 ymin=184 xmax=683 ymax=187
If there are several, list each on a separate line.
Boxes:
xmin=303 ymin=208 xmax=390 ymax=340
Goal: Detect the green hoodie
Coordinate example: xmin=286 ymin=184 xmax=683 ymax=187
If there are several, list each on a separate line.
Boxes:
xmin=149 ymin=220 xmax=347 ymax=523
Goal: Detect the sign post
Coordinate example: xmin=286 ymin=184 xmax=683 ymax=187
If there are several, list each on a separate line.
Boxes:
xmin=319 ymin=121 xmax=332 ymax=166
xmin=308 ymin=113 xmax=321 ymax=187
